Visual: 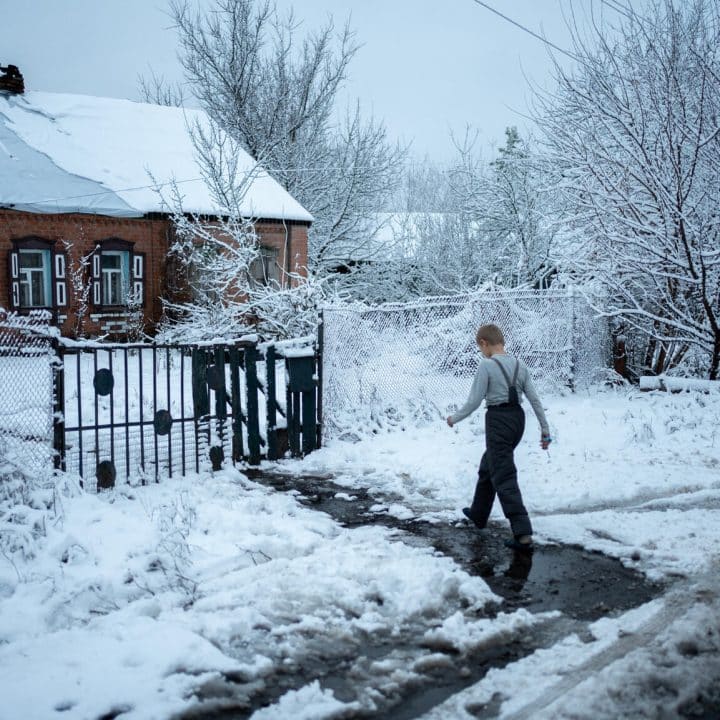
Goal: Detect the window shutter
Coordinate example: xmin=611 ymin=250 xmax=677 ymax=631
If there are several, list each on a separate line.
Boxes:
xmin=54 ymin=253 xmax=67 ymax=308
xmin=132 ymin=252 xmax=145 ymax=307
xmin=8 ymin=250 xmax=19 ymax=309
xmin=92 ymin=248 xmax=102 ymax=307
xmin=54 ymin=253 xmax=66 ymax=279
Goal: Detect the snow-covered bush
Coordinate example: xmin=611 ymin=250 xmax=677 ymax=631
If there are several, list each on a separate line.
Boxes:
xmin=536 ymin=0 xmax=720 ymax=379
xmin=0 ymin=454 xmax=78 ymax=580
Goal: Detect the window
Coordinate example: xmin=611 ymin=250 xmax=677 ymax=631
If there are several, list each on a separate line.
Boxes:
xmin=18 ymin=249 xmax=51 ymax=307
xmin=101 ymin=251 xmax=130 ymax=305
xmin=8 ymin=238 xmax=65 ymax=311
xmin=91 ymin=240 xmax=144 ymax=309
xmin=250 ymin=246 xmax=281 ymax=286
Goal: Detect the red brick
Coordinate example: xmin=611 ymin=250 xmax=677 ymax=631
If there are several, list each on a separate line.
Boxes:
xmin=0 ymin=209 xmax=310 ymax=338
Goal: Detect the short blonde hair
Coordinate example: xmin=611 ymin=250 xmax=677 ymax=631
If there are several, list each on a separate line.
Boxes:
xmin=476 ymin=323 xmax=505 ymax=346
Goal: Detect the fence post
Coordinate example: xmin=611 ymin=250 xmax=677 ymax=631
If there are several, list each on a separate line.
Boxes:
xmin=191 ymin=347 xmax=210 ymax=469
xmin=301 ymin=385 xmax=316 ymax=455
xmin=265 ymin=344 xmax=278 ymax=461
xmin=316 ymin=313 xmax=323 ymax=449
xmin=568 ymin=286 xmax=577 ymax=392
xmin=228 ymin=347 xmax=244 ymax=463
xmin=245 ymin=344 xmax=262 ymax=465
xmin=52 ymin=339 xmax=66 ymax=472
xmin=213 ymin=345 xmax=227 ymax=470
xmin=286 ymin=375 xmax=301 ymax=458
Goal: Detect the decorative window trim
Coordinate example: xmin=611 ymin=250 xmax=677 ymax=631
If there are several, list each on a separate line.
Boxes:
xmin=8 ymin=237 xmax=66 ymax=313
xmin=56 ymin=281 xmax=67 ymax=307
xmin=55 ymin=253 xmax=66 ymax=280
xmin=92 ymin=239 xmax=145 ymax=310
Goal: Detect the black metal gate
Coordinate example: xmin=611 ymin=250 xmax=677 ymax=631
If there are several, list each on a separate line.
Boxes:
xmin=55 ymin=337 xmax=320 ymax=489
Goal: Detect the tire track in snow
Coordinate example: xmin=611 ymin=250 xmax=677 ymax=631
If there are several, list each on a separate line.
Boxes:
xmin=533 ymin=482 xmax=720 ymax=517
xmin=499 ymin=572 xmax=719 ymax=720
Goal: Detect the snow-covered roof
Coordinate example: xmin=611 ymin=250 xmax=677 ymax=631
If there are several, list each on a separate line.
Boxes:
xmin=0 ymin=90 xmax=313 ymax=222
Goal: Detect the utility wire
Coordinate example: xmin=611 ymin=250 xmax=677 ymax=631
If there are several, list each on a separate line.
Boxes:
xmin=469 ymin=0 xmax=580 ymax=62
xmin=5 ymin=176 xmax=206 ymax=207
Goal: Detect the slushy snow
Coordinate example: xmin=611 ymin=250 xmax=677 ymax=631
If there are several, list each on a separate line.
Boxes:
xmin=1 ymin=385 xmax=719 ymax=718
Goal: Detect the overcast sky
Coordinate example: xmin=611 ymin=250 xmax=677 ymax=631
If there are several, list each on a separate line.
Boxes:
xmin=0 ymin=1 xmax=623 ymax=162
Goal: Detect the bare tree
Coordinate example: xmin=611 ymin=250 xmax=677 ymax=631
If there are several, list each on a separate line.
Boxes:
xmin=152 ymin=0 xmax=405 ymax=277
xmin=62 ymin=239 xmax=92 ymax=340
xmin=452 ymin=127 xmax=560 ymax=289
xmin=536 ymin=0 xmax=720 ymax=378
xmin=156 ymin=156 xmax=326 ymax=342
xmin=138 ymin=69 xmax=186 ymax=107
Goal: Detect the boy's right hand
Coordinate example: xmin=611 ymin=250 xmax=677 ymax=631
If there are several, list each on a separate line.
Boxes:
xmin=541 ymin=434 xmax=552 ymax=450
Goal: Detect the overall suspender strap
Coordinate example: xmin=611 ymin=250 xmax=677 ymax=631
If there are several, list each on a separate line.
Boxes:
xmin=491 ymin=357 xmax=520 ymax=400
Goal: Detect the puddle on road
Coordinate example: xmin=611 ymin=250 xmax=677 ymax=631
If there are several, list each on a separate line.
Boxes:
xmin=247 ymin=470 xmax=663 ymax=621
xmin=191 ymin=470 xmax=665 ymax=720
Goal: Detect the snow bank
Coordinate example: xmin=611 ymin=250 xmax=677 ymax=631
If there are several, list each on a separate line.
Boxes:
xmin=0 ymin=467 xmax=501 ymax=719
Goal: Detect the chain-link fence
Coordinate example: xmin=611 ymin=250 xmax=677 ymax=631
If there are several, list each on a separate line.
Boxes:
xmin=0 ymin=310 xmax=58 ymax=474
xmin=322 ymin=289 xmax=609 ymax=438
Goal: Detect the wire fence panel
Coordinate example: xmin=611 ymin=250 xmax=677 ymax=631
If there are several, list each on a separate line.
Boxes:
xmin=0 ymin=310 xmax=57 ymax=474
xmin=322 ymin=289 xmax=610 ymax=438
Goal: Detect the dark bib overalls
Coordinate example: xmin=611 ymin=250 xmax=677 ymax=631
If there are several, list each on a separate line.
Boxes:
xmin=469 ymin=357 xmax=532 ymax=537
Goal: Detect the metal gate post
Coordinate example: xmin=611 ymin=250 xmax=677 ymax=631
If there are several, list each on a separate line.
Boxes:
xmin=245 ymin=344 xmax=262 ymax=465
xmin=265 ymin=344 xmax=279 ymax=461
xmin=316 ymin=312 xmax=323 ymax=449
xmin=228 ymin=347 xmax=244 ymax=463
xmin=191 ymin=347 xmax=210 ymax=470
xmin=52 ymin=339 xmax=66 ymax=472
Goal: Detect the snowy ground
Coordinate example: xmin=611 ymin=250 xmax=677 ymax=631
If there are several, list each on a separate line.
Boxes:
xmin=0 ymin=385 xmax=719 ymax=719
xmin=293 ymin=385 xmax=720 ymax=581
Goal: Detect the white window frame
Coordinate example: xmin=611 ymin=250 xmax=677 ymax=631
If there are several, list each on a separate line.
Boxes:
xmin=101 ymin=250 xmax=130 ymax=306
xmin=18 ymin=249 xmax=51 ymax=308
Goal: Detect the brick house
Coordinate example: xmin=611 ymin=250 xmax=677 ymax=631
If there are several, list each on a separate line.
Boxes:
xmin=0 ymin=69 xmax=312 ymax=337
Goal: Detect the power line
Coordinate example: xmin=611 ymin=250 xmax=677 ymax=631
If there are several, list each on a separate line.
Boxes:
xmin=469 ymin=0 xmax=579 ymax=62
xmin=7 ymin=176 xmax=206 ymax=207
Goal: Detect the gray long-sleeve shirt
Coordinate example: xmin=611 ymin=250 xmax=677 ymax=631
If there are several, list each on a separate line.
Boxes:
xmin=450 ymin=354 xmax=550 ymax=434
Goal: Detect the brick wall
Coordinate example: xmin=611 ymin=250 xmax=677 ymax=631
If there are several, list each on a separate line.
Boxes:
xmin=0 ymin=209 xmax=310 ymax=338
xmin=256 ymin=220 xmax=309 ymax=285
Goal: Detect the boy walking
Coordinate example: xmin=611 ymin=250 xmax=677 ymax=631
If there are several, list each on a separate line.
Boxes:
xmin=446 ymin=324 xmax=551 ymax=551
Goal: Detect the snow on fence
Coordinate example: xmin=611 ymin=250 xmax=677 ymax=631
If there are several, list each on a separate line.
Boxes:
xmin=321 ymin=289 xmax=609 ymax=438
xmin=0 ymin=310 xmax=58 ymax=475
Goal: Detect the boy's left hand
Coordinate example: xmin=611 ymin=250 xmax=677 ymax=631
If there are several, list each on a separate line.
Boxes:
xmin=446 ymin=416 xmax=454 ymax=428
xmin=541 ymin=434 xmax=552 ymax=450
